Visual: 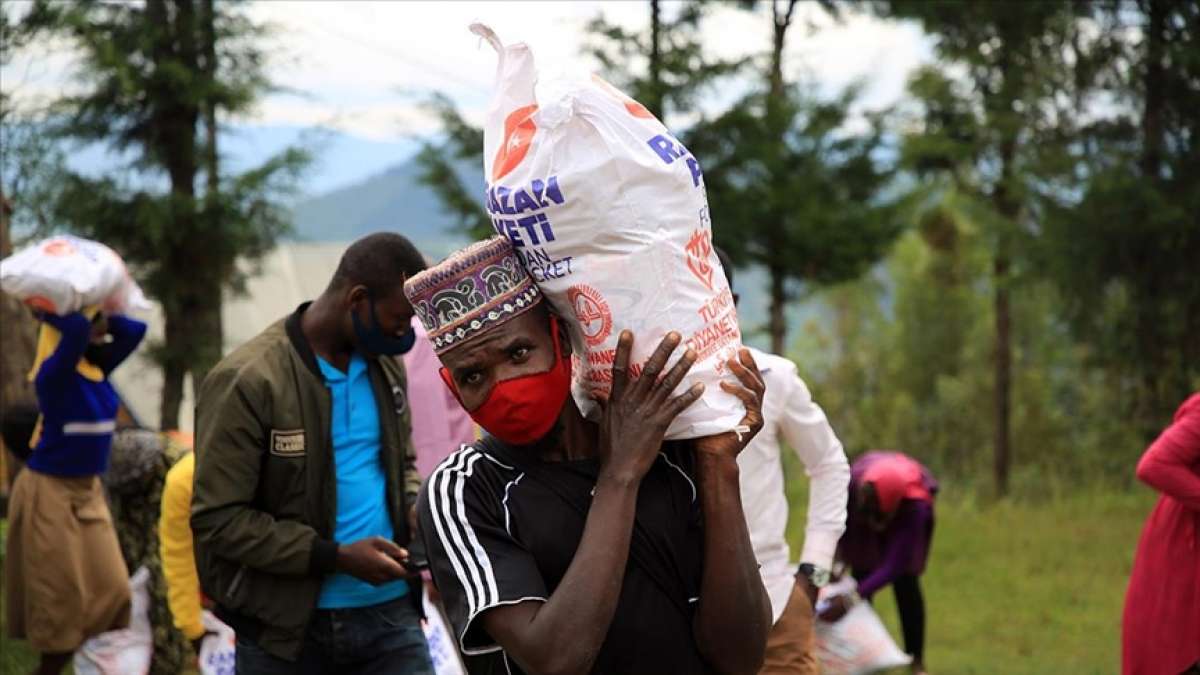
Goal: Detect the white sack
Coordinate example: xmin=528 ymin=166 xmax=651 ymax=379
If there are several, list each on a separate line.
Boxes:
xmin=73 ymin=566 xmax=154 ymax=675
xmin=473 ymin=23 xmax=743 ymax=439
xmin=198 ymin=610 xmax=237 ymax=675
xmin=814 ymin=579 xmax=912 ymax=675
xmin=0 ymin=235 xmax=149 ymax=315
xmin=422 ymin=584 xmax=467 ymax=675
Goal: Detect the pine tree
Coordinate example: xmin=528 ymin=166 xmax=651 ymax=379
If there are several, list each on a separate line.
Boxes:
xmin=877 ymin=0 xmax=1086 ymax=495
xmin=19 ymin=0 xmax=310 ymax=428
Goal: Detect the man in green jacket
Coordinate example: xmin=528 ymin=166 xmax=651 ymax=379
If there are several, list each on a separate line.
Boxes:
xmin=192 ymin=232 xmax=433 ymax=674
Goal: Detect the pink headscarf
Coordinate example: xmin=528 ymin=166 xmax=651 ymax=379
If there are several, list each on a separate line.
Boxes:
xmin=862 ymin=453 xmax=932 ymax=514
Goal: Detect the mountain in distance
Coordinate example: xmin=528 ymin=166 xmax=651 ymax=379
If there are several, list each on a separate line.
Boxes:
xmin=287 ymin=156 xmax=827 ymax=353
xmin=289 ymin=154 xmax=478 ymax=260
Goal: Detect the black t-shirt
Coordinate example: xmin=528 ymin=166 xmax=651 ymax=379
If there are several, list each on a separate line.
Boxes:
xmin=417 ymin=438 xmax=708 ymax=675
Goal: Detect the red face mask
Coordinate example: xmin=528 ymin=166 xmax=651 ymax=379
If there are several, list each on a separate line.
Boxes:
xmin=440 ymin=320 xmax=573 ymax=446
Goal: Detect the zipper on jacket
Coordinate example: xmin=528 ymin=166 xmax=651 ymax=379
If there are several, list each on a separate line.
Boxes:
xmin=227 ymin=565 xmax=248 ymax=602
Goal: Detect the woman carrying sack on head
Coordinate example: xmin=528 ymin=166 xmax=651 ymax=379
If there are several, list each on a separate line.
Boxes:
xmin=4 ymin=306 xmax=147 ymax=675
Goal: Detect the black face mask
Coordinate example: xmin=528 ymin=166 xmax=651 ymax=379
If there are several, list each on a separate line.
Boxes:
xmin=351 ymin=295 xmax=415 ymax=356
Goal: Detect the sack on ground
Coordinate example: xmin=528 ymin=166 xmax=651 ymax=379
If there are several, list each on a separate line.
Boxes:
xmin=0 ymin=234 xmax=148 ymax=315
xmin=73 ymin=566 xmax=153 ymax=675
xmin=814 ymin=579 xmax=912 ymax=675
xmin=472 ymin=23 xmax=742 ymax=439
xmin=197 ymin=610 xmax=237 ymax=675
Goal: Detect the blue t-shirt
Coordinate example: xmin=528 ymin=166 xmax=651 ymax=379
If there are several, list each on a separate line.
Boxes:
xmin=316 ymin=353 xmax=408 ymax=608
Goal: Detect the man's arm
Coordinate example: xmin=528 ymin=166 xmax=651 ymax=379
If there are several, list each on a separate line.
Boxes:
xmin=190 ymin=366 xmax=334 ymax=577
xmin=776 ymin=367 xmax=850 ymax=574
xmin=692 ymin=350 xmax=772 ymax=675
xmin=482 ymin=331 xmax=704 ymax=675
xmin=481 ymin=476 xmax=640 ymax=675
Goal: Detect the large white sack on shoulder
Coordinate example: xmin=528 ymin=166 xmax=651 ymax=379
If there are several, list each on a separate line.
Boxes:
xmin=471 ymin=23 xmax=743 ymax=439
xmin=73 ymin=566 xmax=154 ymax=675
xmin=813 ymin=580 xmax=912 ymax=675
xmin=0 ymin=235 xmax=148 ymax=315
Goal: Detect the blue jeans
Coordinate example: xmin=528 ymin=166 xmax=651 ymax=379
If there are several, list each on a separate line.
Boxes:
xmin=236 ymin=595 xmax=435 ymax=675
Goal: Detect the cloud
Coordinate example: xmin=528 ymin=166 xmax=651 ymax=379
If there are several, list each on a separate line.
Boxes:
xmin=2 ymin=1 xmax=931 ymax=148
xmin=244 ymin=1 xmax=930 ymax=139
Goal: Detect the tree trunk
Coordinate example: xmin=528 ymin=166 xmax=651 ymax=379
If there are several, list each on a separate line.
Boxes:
xmin=150 ymin=0 xmax=201 ymax=429
xmin=1139 ymin=0 xmax=1165 ymax=181
xmin=768 ymin=263 xmax=787 ymax=355
xmin=0 ymin=192 xmax=37 ymax=496
xmin=769 ymin=0 xmax=797 ymax=98
xmin=0 ymin=195 xmax=35 ymax=409
xmin=764 ymin=0 xmax=797 ymax=356
xmin=647 ymin=0 xmax=663 ymax=119
xmin=190 ymin=278 xmax=224 ymax=394
xmin=992 ymin=254 xmax=1011 ymax=497
xmin=1133 ymin=0 xmax=1168 ymax=437
xmin=160 ymin=304 xmax=188 ymax=431
xmin=194 ymin=0 xmax=224 ymax=393
xmin=991 ymin=121 xmax=1018 ymax=496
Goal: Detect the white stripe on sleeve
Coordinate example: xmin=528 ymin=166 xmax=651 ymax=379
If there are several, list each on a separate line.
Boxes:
xmin=62 ymin=420 xmax=117 ymax=435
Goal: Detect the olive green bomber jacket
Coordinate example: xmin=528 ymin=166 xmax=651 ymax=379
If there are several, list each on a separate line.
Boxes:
xmin=190 ymin=304 xmax=420 ymax=661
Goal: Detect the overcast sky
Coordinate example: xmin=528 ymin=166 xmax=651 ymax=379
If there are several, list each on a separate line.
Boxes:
xmin=2 ymin=1 xmax=932 ymax=192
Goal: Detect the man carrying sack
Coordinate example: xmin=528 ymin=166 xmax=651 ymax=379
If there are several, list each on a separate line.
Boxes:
xmin=408 ymin=236 xmax=772 ymax=675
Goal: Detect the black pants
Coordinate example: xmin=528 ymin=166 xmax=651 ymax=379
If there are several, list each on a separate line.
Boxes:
xmin=855 ymin=572 xmax=925 ymax=662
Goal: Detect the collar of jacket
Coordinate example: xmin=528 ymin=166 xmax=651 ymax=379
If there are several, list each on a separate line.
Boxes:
xmin=285 ymin=301 xmax=327 ymax=379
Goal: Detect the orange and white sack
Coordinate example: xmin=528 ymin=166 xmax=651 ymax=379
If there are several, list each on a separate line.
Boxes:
xmin=0 ymin=235 xmax=148 ymax=315
xmin=472 ymin=23 xmax=742 ymax=439
xmin=813 ymin=580 xmax=912 ymax=675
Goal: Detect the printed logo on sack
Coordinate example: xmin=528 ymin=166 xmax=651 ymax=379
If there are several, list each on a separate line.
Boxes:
xmin=492 ymin=104 xmax=539 ymax=181
xmin=568 ymin=284 xmax=613 ymax=347
xmin=42 ymin=238 xmax=77 ymax=257
xmin=685 ymin=229 xmax=715 ymax=291
xmin=590 ymin=74 xmax=655 ymax=120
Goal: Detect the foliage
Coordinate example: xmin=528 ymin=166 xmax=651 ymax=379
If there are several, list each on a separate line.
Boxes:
xmin=875 ymin=0 xmax=1095 ymax=495
xmin=413 ymin=94 xmax=491 ymax=240
xmin=792 ymin=206 xmax=1144 ymax=491
xmin=687 ymin=83 xmax=901 ymax=349
xmin=583 ymin=1 xmax=745 ymax=120
xmin=1035 ymin=0 xmax=1200 ymax=438
xmin=14 ymin=0 xmax=310 ymax=428
xmin=776 ymin=460 xmax=1154 ymax=673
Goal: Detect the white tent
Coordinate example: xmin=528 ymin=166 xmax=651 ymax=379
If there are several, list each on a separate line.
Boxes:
xmin=112 ymin=242 xmax=348 ymax=431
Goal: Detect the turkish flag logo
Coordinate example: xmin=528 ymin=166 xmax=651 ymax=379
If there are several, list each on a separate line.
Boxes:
xmin=492 ymin=104 xmax=539 ymax=182
xmin=685 ymin=229 xmax=715 ymax=291
xmin=591 ymin=75 xmax=655 ymax=120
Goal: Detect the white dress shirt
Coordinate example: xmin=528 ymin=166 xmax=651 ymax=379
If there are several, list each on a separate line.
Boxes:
xmin=738 ymin=347 xmax=851 ymax=623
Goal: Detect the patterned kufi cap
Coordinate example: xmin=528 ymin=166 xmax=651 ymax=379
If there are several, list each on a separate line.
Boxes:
xmin=403 ymin=236 xmax=542 ymax=354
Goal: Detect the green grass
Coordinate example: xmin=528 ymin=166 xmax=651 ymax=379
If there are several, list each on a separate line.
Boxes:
xmin=1 ymin=519 xmax=43 ymax=675
xmin=782 ymin=455 xmax=1154 ymax=675
xmin=2 ymin=479 xmax=1155 ymax=675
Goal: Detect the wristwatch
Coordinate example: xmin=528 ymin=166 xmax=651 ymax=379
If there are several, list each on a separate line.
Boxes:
xmin=797 ymin=563 xmax=830 ymax=588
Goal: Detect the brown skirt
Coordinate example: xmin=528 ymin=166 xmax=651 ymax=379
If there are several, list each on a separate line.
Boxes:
xmin=4 ymin=468 xmax=131 ymax=653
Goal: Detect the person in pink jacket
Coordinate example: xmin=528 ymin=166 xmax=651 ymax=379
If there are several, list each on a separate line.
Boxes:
xmin=1122 ymin=393 xmax=1200 ymax=675
xmin=402 ymin=321 xmax=476 ymax=479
